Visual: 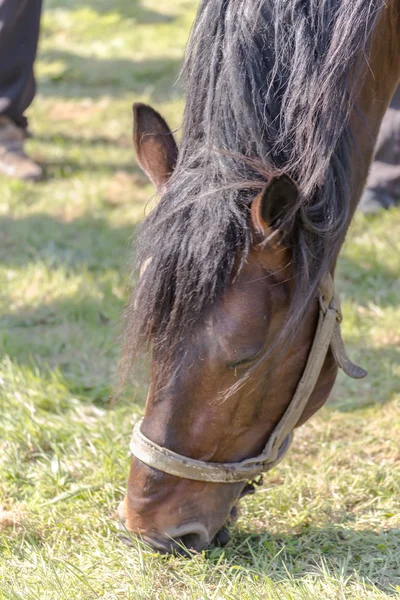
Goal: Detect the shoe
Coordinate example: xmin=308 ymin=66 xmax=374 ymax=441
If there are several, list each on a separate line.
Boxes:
xmin=0 ymin=116 xmax=42 ymax=181
xmin=359 ymin=187 xmax=397 ymax=214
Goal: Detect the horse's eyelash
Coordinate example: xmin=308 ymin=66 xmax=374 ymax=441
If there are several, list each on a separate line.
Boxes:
xmin=228 ymin=356 xmax=258 ymax=370
xmin=228 ymin=359 xmax=249 ymax=370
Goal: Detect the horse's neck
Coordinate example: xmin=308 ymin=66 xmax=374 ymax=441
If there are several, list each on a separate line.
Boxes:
xmin=348 ymin=0 xmax=400 ymax=219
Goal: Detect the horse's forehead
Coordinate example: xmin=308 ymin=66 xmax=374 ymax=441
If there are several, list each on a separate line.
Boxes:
xmin=212 ymin=251 xmax=293 ymax=332
xmin=232 ymin=247 xmax=292 ymax=293
xmin=209 ymin=259 xmax=272 ymax=331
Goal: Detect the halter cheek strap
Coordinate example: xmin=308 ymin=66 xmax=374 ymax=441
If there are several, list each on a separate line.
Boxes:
xmin=130 ymin=274 xmax=366 ymax=484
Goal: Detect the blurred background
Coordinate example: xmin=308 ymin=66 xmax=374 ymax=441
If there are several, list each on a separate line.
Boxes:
xmin=0 ymin=0 xmax=195 ymax=404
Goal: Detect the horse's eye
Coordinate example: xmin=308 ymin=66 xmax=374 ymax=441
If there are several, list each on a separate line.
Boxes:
xmin=228 ymin=358 xmax=253 ymax=370
xmin=228 ymin=350 xmax=262 ymax=370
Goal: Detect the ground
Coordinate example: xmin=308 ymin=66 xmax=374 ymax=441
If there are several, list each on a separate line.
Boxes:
xmin=0 ymin=1 xmax=399 ymax=599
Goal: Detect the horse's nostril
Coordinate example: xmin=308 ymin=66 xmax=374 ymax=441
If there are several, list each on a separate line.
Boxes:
xmin=174 ymin=532 xmax=205 ymax=552
xmin=169 ymin=524 xmax=210 ymax=553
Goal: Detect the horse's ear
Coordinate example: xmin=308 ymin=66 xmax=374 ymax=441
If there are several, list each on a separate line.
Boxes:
xmin=251 ymin=175 xmax=299 ymax=239
xmin=133 ymin=103 xmax=178 ymax=188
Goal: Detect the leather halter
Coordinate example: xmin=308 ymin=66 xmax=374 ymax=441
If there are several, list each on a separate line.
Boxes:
xmin=130 ymin=274 xmax=366 ymax=484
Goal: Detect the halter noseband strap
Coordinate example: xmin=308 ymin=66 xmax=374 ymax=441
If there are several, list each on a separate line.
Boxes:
xmin=130 ymin=274 xmax=366 ymax=484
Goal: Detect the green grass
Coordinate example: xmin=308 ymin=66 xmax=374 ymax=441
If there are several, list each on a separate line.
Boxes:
xmin=1 ymin=1 xmax=400 ymax=598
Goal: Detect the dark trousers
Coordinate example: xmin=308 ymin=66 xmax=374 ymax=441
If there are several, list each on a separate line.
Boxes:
xmin=0 ymin=0 xmax=43 ymax=129
xmin=367 ymin=85 xmax=400 ymax=199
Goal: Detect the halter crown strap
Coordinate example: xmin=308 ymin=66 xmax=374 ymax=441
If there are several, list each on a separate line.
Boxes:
xmin=130 ymin=274 xmax=366 ymax=483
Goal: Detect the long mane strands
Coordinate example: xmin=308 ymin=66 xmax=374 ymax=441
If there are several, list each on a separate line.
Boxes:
xmin=122 ymin=0 xmax=385 ymax=375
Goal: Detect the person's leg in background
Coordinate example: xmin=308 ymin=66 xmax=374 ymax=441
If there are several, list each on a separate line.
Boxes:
xmin=0 ymin=0 xmax=43 ymax=181
xmin=360 ymin=85 xmax=400 ymax=213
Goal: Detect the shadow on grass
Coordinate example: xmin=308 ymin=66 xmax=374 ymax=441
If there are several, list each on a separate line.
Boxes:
xmin=39 ymin=158 xmax=137 ymax=180
xmin=0 ymin=296 xmax=148 ymax=409
xmin=209 ymin=525 xmax=400 ymax=595
xmin=46 ymin=0 xmax=175 ymax=23
xmin=35 ymin=132 xmax=132 ymax=149
xmin=30 ymin=132 xmax=145 ymax=181
xmin=0 ymin=212 xmax=142 ymax=403
xmin=0 ymin=213 xmax=137 ymax=271
xmin=39 ymin=51 xmax=182 ymax=101
xmin=337 ymin=254 xmax=400 ymax=310
xmin=328 ymin=343 xmax=400 ymax=411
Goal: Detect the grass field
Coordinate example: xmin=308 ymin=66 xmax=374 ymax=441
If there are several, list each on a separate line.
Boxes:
xmin=1 ymin=1 xmax=400 ymax=598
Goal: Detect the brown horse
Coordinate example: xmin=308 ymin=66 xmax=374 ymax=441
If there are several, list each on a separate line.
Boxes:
xmin=119 ymin=0 xmax=400 ymax=553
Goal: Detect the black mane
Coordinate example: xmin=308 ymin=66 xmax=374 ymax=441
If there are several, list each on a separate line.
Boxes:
xmin=122 ymin=0 xmax=384 ymax=375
